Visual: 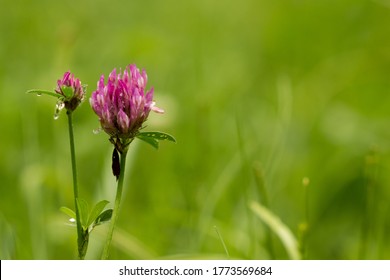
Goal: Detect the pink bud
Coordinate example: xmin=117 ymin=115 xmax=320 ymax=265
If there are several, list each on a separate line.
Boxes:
xmin=55 ymin=71 xmax=85 ymax=112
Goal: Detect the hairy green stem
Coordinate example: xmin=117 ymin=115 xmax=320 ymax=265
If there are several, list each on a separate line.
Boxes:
xmin=67 ymin=111 xmax=85 ymax=259
xmin=101 ymin=149 xmax=128 ymax=259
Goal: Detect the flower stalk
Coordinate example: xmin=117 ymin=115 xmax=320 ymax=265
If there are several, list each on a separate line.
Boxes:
xmin=67 ymin=110 xmax=88 ymax=259
xmin=101 ymin=148 xmax=128 ymax=259
xmin=56 ymin=71 xmax=88 ymax=259
xmin=28 ymin=71 xmax=88 ymax=259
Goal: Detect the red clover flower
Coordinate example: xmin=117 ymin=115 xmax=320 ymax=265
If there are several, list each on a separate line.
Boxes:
xmin=55 ymin=71 xmax=86 ymax=114
xmin=90 ymin=64 xmax=163 ymax=153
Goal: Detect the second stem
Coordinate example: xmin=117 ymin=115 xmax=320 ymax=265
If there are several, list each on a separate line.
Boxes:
xmin=101 ymin=149 xmax=128 ymax=259
xmin=67 ymin=111 xmax=85 ymax=259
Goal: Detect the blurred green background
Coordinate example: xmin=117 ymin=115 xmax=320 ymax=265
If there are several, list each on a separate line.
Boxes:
xmin=1 ymin=0 xmax=390 ymax=259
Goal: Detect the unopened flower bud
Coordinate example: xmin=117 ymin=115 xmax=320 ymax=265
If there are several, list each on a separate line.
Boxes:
xmin=55 ymin=71 xmax=86 ymax=112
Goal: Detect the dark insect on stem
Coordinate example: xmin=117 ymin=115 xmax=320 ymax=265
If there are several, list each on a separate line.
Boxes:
xmin=112 ymin=148 xmax=120 ymax=180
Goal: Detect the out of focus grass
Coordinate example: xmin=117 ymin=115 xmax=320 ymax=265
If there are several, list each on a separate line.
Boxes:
xmin=1 ymin=0 xmax=390 ymax=259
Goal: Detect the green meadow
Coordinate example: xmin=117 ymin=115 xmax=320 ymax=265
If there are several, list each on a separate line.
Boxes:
xmin=1 ymin=0 xmax=390 ymax=259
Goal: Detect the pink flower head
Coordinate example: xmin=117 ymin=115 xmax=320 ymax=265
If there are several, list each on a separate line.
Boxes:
xmin=90 ymin=64 xmax=163 ymax=144
xmin=55 ymin=71 xmax=85 ymax=112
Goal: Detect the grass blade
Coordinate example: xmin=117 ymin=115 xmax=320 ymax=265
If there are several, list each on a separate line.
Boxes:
xmin=249 ymin=201 xmax=301 ymax=260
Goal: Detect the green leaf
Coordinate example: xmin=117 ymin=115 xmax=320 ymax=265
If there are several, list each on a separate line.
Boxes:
xmin=87 ymin=200 xmax=109 ymax=228
xmin=138 ymin=131 xmax=176 ymax=142
xmin=249 ymin=201 xmax=301 ymax=260
xmin=76 ymin=198 xmax=89 ymax=230
xmin=60 ymin=206 xmax=76 ymax=220
xmin=136 ymin=131 xmax=176 ymax=149
xmin=137 ymin=134 xmax=160 ymax=149
xmin=26 ymin=89 xmax=62 ymax=99
xmin=94 ymin=209 xmax=113 ymax=226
